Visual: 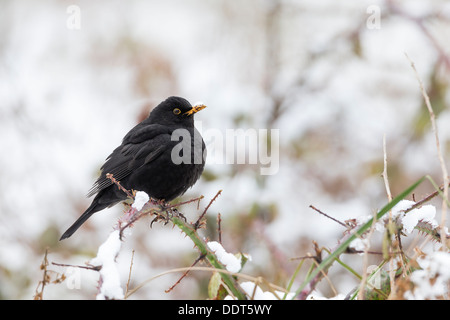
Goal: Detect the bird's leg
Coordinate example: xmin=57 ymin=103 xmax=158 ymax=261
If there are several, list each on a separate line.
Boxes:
xmin=149 ymin=200 xmax=187 ymax=227
xmin=171 ymin=208 xmax=187 ymax=222
xmin=149 ymin=199 xmax=171 ymax=227
xmin=160 ymin=201 xmax=187 ymax=223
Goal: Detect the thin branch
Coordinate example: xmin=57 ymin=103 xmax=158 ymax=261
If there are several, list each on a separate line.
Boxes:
xmin=164 ymin=195 xmax=204 ymax=210
xmin=51 ymin=261 xmax=102 ymax=272
xmin=34 ymin=249 xmax=67 ymax=300
xmin=290 ymin=255 xmax=321 ymax=261
xmin=193 ymin=190 xmax=222 ymax=230
xmin=382 ymin=134 xmax=393 ymax=204
xmin=406 ymin=54 xmax=449 ymax=247
xmin=34 ymin=248 xmax=50 ymax=300
xmin=165 ymin=253 xmax=206 ymax=293
xmin=297 ymin=242 xmax=330 ymax=299
xmin=405 ymin=183 xmax=450 ymax=213
xmin=381 ymin=134 xmax=397 ymax=297
xmin=106 ymin=173 xmax=134 ymax=199
xmin=170 ymin=214 xmax=247 ymax=299
xmin=126 ymin=266 xmax=289 ymax=299
xmin=309 ymin=205 xmax=348 ymax=228
xmin=125 ymin=249 xmax=135 ymax=296
xmin=217 ymin=213 xmax=223 ymax=244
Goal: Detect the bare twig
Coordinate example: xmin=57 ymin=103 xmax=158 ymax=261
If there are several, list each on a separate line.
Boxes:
xmin=34 ymin=249 xmax=50 ymax=300
xmin=126 ymin=265 xmax=289 ymax=299
xmin=290 ymin=255 xmax=320 ymax=261
xmin=106 ymin=173 xmax=134 ymax=199
xmin=125 ymin=249 xmax=135 ymax=296
xmin=381 ymin=134 xmax=397 ymax=297
xmin=117 ymin=202 xmax=161 ymax=240
xmin=309 ymin=205 xmax=348 ymax=228
xmin=193 ymin=190 xmax=222 ymax=230
xmin=406 ymin=54 xmax=449 ymax=247
xmin=164 ymin=195 xmax=204 ymax=210
xmin=405 ymin=183 xmax=450 ymax=214
xmin=297 ymin=242 xmax=334 ymax=300
xmin=51 ymin=261 xmax=101 ymax=272
xmin=217 ymin=213 xmax=223 ymax=244
xmin=382 ymin=134 xmax=393 ymax=204
xmin=34 ymin=249 xmax=67 ymax=300
xmin=165 ymin=253 xmax=206 ymax=293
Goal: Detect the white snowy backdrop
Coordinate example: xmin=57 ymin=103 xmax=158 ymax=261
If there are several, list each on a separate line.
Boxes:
xmin=0 ymin=0 xmax=449 ymax=299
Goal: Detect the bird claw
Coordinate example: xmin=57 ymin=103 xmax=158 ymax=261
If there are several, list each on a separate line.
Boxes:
xmin=150 ymin=212 xmax=170 ymax=228
xmin=149 ymin=207 xmax=187 ymax=228
xmin=172 ymin=208 xmax=187 ymax=222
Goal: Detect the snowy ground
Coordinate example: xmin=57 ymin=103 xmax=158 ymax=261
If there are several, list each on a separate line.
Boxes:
xmin=1 ymin=0 xmax=449 ymax=299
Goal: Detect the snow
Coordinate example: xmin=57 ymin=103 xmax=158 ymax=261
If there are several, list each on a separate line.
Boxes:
xmin=132 ymin=191 xmax=150 ymax=211
xmin=390 ymin=200 xmax=440 ymax=235
xmin=349 ymin=238 xmax=370 ymax=252
xmin=405 ymin=251 xmax=450 ymax=300
xmin=401 ymin=205 xmax=438 ymax=234
xmin=224 ymin=281 xmax=295 ymax=300
xmin=239 ymin=281 xmax=295 ymax=300
xmin=354 ymin=200 xmax=442 ymax=236
xmin=207 ymin=241 xmax=242 ymax=273
xmin=90 ymin=230 xmax=124 ymax=300
xmin=350 ymin=200 xmax=446 ymax=254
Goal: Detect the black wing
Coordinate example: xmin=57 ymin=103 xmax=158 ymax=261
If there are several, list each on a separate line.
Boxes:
xmin=86 ymin=123 xmax=170 ymax=197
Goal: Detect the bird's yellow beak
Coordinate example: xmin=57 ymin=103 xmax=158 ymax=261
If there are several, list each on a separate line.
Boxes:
xmin=184 ymin=104 xmax=206 ymax=116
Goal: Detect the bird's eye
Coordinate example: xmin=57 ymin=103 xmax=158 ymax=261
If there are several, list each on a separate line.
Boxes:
xmin=173 ymin=108 xmax=181 ymax=115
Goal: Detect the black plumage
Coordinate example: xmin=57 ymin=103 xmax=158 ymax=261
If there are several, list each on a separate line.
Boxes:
xmin=60 ymin=96 xmax=206 ymax=240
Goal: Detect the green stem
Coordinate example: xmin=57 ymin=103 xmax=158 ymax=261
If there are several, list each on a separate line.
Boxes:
xmin=283 ymin=258 xmax=305 ymax=300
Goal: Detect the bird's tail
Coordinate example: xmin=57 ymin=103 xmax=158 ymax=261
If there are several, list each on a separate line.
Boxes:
xmin=59 ymin=200 xmax=107 ymax=240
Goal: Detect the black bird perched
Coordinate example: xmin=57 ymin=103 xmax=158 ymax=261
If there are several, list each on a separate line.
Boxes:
xmin=60 ymin=96 xmax=206 ymax=240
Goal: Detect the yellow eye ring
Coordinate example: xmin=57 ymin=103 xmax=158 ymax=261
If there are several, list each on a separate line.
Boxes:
xmin=173 ymin=108 xmax=181 ymax=115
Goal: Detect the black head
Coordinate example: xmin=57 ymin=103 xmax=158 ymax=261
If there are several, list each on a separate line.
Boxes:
xmin=148 ymin=96 xmax=206 ymax=127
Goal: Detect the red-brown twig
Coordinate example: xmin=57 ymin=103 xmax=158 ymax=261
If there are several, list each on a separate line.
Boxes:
xmin=165 ymin=253 xmax=206 ymax=293
xmin=164 ymin=196 xmax=204 ymax=210
xmin=217 ymin=213 xmax=222 ymax=244
xmin=106 ymin=173 xmax=134 ymax=199
xmin=193 ymin=190 xmax=222 ymax=230
xmin=309 ymin=205 xmax=348 ymax=228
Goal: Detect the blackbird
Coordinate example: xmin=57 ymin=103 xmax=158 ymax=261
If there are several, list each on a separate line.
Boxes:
xmin=60 ymin=96 xmax=206 ymax=240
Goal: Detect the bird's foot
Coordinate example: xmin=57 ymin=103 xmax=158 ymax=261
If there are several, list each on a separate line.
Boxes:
xmin=150 ymin=208 xmax=172 ymax=227
xmin=149 ymin=207 xmax=187 ymax=227
xmin=171 ymin=208 xmax=187 ymax=222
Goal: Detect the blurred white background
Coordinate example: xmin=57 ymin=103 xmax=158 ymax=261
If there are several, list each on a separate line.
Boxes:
xmin=1 ymin=0 xmax=449 ymax=299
